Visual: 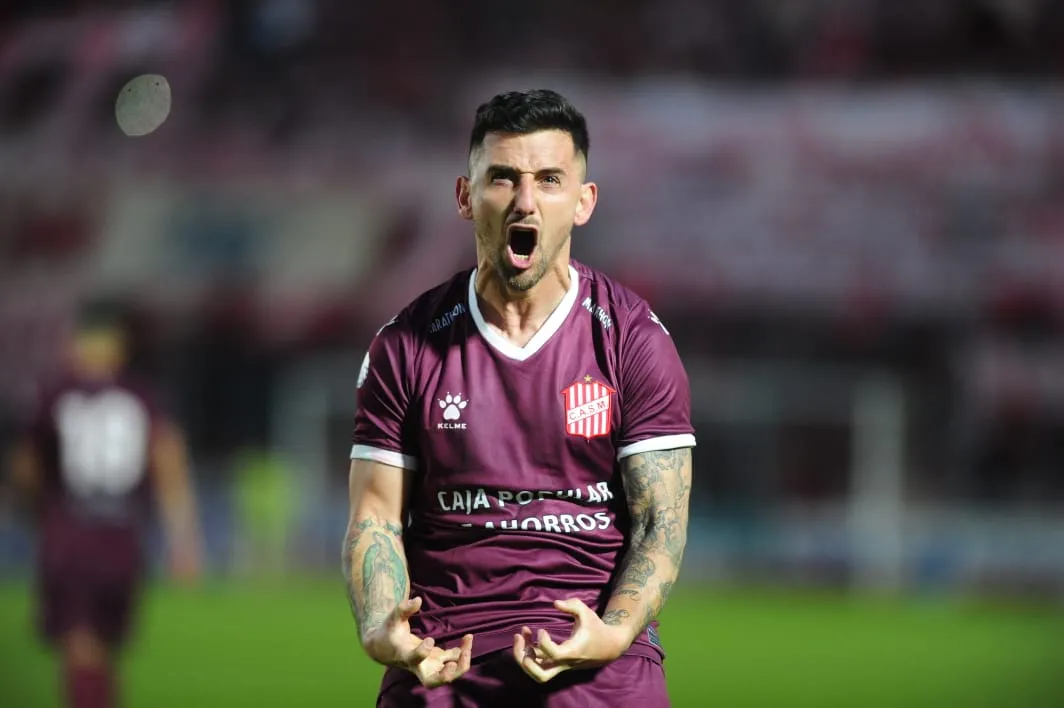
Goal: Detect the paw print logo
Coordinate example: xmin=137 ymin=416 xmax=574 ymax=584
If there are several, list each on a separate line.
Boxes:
xmin=439 ymin=393 xmax=469 ymax=421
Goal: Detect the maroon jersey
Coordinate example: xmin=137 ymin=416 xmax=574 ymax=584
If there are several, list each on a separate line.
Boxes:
xmin=352 ymin=259 xmax=696 ymax=662
xmin=30 ymin=374 xmax=158 ymax=526
xmin=27 ymin=373 xmax=160 ymax=645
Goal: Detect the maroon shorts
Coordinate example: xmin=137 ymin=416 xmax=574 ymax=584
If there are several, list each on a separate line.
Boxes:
xmin=377 ymin=651 xmax=669 ymax=708
xmin=36 ymin=513 xmax=143 ymax=648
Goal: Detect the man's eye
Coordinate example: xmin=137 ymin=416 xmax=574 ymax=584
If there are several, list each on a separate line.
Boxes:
xmin=542 ymin=175 xmax=561 ymax=185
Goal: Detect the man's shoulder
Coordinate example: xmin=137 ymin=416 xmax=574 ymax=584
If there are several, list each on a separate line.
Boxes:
xmin=378 ymin=267 xmax=473 ymax=343
xmin=36 ymin=373 xmax=148 ymax=406
xmin=572 ymin=260 xmax=654 ymax=329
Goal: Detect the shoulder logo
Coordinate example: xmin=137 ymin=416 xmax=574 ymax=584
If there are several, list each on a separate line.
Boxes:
xmin=561 ymin=376 xmax=615 ymax=439
xmin=649 ymin=310 xmax=670 ymax=335
xmin=430 ymin=303 xmax=468 ymax=333
xmin=437 ymin=393 xmax=469 ymax=430
xmin=581 ymin=297 xmax=613 ymax=329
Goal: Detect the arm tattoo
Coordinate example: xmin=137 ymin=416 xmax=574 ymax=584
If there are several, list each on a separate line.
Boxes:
xmin=602 ymin=609 xmax=631 ymax=626
xmin=342 ymin=517 xmax=407 ymax=638
xmin=613 ymin=553 xmax=656 ymax=600
xmin=607 ymin=448 xmax=692 ymax=630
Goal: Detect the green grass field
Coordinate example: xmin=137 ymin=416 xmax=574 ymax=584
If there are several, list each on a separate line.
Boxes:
xmin=1 ymin=579 xmax=1061 ymax=707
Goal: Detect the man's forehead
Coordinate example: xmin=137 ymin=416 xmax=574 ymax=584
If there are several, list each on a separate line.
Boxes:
xmin=474 ymin=130 xmax=579 ymax=168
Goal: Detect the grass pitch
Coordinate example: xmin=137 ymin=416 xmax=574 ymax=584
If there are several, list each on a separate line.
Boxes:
xmin=0 ymin=579 xmax=1061 ymax=707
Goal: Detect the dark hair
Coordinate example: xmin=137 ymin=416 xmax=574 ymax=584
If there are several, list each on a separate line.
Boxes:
xmin=468 ymin=89 xmax=589 ymax=163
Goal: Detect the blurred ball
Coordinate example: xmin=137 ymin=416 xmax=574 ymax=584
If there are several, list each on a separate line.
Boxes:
xmin=115 ymin=74 xmax=171 ymax=137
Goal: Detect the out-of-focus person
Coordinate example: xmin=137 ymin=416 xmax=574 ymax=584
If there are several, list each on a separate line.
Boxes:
xmin=5 ymin=298 xmax=202 ymax=708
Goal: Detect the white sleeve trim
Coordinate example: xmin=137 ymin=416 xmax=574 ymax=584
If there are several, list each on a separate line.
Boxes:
xmin=616 ymin=434 xmax=696 ymax=461
xmin=350 ymin=445 xmax=419 ymax=471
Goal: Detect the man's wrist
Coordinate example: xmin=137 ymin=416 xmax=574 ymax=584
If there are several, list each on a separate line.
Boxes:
xmin=599 ymin=609 xmax=640 ymax=658
xmin=358 ymin=618 xmax=387 ymax=650
xmin=361 ymin=628 xmax=396 ymax=668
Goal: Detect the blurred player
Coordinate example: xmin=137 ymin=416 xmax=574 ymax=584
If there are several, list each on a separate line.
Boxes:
xmin=343 ymin=89 xmax=696 ymax=706
xmin=6 ymin=300 xmax=202 ymax=708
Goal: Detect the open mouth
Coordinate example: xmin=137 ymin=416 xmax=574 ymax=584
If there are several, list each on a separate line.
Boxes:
xmin=507 ymin=226 xmax=538 ymax=268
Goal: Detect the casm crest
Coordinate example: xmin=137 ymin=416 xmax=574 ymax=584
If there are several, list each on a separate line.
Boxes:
xmin=561 ymin=378 xmax=614 ymax=439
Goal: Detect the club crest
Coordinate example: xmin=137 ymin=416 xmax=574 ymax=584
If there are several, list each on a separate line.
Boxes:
xmin=561 ymin=377 xmax=615 ymax=439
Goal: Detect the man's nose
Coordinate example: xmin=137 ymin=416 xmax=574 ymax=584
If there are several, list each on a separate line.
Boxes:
xmin=513 ymin=175 xmax=536 ymax=215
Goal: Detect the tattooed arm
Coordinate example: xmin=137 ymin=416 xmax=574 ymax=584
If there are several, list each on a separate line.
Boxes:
xmin=342 ymin=459 xmax=410 ymax=641
xmin=342 ymin=459 xmax=474 ymax=683
xmin=511 ymin=447 xmax=693 ymax=682
xmin=602 ymin=447 xmax=693 ymax=646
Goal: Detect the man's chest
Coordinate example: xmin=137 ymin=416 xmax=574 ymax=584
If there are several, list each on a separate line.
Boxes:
xmin=410 ymin=341 xmax=621 ymax=490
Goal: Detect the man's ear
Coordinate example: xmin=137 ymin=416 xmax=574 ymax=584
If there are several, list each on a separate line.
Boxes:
xmin=456 ymin=175 xmax=473 ymax=220
xmin=574 ymin=181 xmax=597 ymax=227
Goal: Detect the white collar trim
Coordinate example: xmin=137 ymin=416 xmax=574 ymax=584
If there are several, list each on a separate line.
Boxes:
xmin=467 ymin=264 xmax=580 ymax=362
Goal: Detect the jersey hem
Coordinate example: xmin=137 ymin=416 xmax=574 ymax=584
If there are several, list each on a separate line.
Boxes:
xmin=459 ymin=625 xmax=665 ymax=664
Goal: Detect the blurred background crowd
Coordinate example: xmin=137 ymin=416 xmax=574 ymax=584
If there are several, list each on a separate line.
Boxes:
xmin=2 ymin=0 xmax=1064 ymax=597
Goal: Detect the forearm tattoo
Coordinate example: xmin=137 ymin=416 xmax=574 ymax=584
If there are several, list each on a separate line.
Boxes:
xmin=342 ymin=517 xmax=407 ymax=637
xmin=609 ymin=448 xmax=692 ymax=627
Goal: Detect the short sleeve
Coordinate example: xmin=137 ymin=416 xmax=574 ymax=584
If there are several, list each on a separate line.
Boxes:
xmin=616 ymin=304 xmax=696 ymax=461
xmin=351 ymin=317 xmax=419 ymax=470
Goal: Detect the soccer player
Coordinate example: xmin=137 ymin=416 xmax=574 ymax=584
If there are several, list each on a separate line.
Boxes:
xmin=343 ymin=89 xmax=695 ymax=706
xmin=6 ymin=300 xmax=202 ymax=708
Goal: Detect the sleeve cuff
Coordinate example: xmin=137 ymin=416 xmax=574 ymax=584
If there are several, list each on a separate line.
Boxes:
xmin=616 ymin=434 xmax=696 ymax=461
xmin=350 ymin=444 xmax=419 ymax=470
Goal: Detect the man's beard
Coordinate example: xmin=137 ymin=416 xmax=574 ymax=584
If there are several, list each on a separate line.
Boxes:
xmin=477 ymin=224 xmax=569 ymax=293
xmin=495 ymin=231 xmax=569 ymax=292
xmin=495 ymin=252 xmax=549 ymax=292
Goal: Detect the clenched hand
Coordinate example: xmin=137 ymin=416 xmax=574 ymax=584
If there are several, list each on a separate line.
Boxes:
xmin=512 ymin=598 xmax=630 ymax=683
xmin=363 ymin=596 xmax=474 ymax=687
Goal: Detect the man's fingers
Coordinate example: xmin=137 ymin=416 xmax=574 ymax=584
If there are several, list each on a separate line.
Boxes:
xmin=553 ymin=598 xmax=589 ymax=618
xmin=514 ymin=629 xmax=540 ymax=667
xmin=438 ymin=660 xmax=460 ymax=684
xmin=420 ymin=662 xmax=455 ymax=688
xmin=521 ymin=654 xmax=549 ymax=683
xmin=512 ymin=628 xmax=569 ymax=684
xmin=513 ymin=631 xmax=529 ymax=666
xmin=394 ymin=596 xmax=422 ymax=621
xmin=458 ymin=633 xmax=474 ymax=674
xmin=519 ymin=653 xmax=565 ymax=684
xmin=403 ymin=635 xmax=435 ymax=664
xmin=434 ymin=635 xmax=474 ymax=686
xmin=416 ymin=634 xmax=474 ymax=688
xmin=435 ymin=646 xmax=462 ymax=664
xmin=535 ymin=628 xmax=570 ymax=661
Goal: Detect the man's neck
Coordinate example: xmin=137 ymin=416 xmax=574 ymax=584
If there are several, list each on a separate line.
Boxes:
xmin=73 ymin=360 xmax=121 ymax=382
xmin=475 ymin=260 xmax=571 ymax=348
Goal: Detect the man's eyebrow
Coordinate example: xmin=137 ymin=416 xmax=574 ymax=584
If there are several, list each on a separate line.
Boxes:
xmin=484 ymin=165 xmax=567 ymax=176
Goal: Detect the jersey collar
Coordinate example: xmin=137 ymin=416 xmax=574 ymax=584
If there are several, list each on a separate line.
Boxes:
xmin=467 ymin=264 xmax=581 ymax=362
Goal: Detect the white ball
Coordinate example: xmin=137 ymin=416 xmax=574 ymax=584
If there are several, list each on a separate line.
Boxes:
xmin=115 ymin=74 xmax=171 ymax=137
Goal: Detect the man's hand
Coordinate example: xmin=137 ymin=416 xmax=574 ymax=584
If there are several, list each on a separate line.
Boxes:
xmin=363 ymin=596 xmax=474 ymax=688
xmin=512 ymin=598 xmax=630 ymax=684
